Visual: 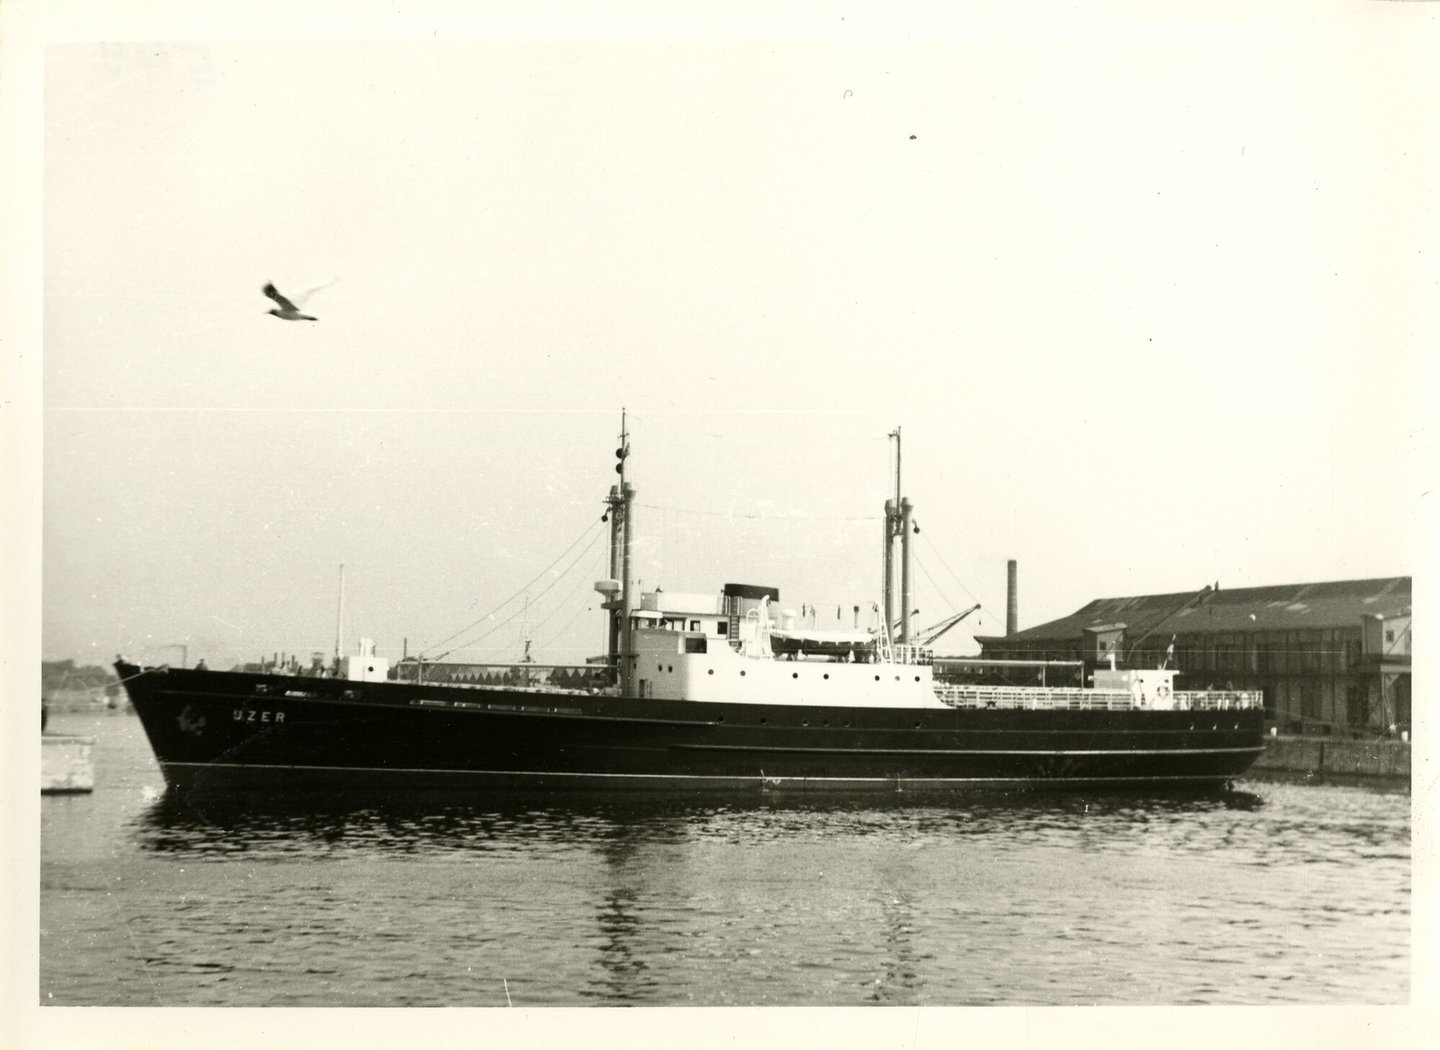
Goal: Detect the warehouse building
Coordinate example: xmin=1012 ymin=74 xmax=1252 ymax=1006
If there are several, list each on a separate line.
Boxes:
xmin=975 ymin=577 xmax=1411 ymax=736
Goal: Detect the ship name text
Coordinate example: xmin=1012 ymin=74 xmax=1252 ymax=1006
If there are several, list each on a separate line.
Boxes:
xmin=234 ymin=709 xmax=286 ymax=724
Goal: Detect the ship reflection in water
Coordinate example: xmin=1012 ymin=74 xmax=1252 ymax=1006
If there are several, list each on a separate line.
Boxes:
xmin=103 ymin=783 xmax=1410 ymax=1007
xmin=130 ymin=786 xmax=1269 ymax=858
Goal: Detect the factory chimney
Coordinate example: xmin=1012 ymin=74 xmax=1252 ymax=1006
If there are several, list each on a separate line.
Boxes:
xmin=1006 ymin=559 xmax=1019 ymax=636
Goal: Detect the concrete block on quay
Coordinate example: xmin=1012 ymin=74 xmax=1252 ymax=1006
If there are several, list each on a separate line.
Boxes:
xmin=41 ymin=735 xmax=95 ymax=794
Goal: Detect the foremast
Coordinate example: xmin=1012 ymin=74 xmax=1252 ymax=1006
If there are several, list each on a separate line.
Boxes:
xmin=600 ymin=410 xmax=637 ymax=694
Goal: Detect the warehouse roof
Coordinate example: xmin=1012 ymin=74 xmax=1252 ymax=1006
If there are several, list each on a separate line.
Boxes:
xmin=992 ymin=577 xmax=1411 ymax=642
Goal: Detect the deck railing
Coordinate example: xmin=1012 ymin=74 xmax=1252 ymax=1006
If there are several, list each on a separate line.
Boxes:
xmin=889 ymin=645 xmax=934 ymax=666
xmin=933 ymin=685 xmax=1264 ymax=712
xmin=1173 ymin=691 xmax=1265 ymax=710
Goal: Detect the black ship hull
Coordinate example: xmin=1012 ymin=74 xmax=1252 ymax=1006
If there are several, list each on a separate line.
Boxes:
xmin=118 ymin=662 xmax=1266 ymax=796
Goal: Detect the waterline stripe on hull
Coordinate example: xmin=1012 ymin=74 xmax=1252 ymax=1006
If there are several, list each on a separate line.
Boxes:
xmin=159 ymin=760 xmax=1246 ymax=785
xmin=670 ymin=744 xmax=1265 ymax=757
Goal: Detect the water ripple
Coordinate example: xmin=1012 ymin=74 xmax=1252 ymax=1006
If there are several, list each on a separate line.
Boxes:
xmin=40 ymin=715 xmax=1409 ymax=1006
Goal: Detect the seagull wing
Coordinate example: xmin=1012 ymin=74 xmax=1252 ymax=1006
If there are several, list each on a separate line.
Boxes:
xmin=291 ymin=275 xmax=338 ymax=306
xmin=263 ymin=283 xmax=299 ymax=312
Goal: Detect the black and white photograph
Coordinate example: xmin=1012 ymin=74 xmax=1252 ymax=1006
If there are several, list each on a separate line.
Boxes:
xmin=5 ymin=1 xmax=1432 ymax=1047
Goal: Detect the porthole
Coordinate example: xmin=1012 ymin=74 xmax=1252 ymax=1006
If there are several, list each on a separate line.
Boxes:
xmin=843 ymin=720 xmax=851 ymax=728
xmin=823 ymin=673 xmax=830 ymax=680
xmin=657 ymin=664 xmax=663 ymax=672
xmin=740 ymin=670 xmax=747 ymax=677
xmin=914 ymin=676 xmax=921 ymax=682
xmin=874 ymin=675 xmax=881 ymax=682
xmin=717 ymin=715 xmax=725 ymax=723
xmin=792 ymin=672 xmax=798 ymax=679
xmin=822 ymin=719 xmax=830 ymax=726
xmin=759 ymin=717 xmax=767 ymax=725
xmin=913 ymin=721 xmax=921 ymax=728
xmin=667 ymin=665 xmax=673 ymax=673
xmin=707 ymin=669 xmax=715 ymax=676
xmin=802 ymin=719 xmax=809 ymax=727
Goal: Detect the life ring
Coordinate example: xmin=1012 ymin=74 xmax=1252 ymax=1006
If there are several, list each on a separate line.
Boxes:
xmin=1156 ymin=684 xmax=1171 ymax=701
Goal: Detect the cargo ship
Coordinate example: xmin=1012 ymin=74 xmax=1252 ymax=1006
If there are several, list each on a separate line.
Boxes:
xmin=117 ymin=421 xmax=1266 ymax=796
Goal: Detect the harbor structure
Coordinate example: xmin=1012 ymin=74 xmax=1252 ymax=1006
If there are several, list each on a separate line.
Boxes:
xmin=41 ymin=659 xmax=122 ymax=712
xmin=976 ymin=576 xmax=1412 ymax=737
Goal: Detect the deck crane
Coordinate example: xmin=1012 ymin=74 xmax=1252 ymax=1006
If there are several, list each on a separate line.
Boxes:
xmin=903 ymin=604 xmax=983 ymax=648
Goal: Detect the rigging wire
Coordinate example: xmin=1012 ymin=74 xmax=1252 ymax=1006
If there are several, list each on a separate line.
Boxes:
xmin=910 ymin=550 xmax=990 ymax=643
xmin=911 ymin=549 xmax=959 ymax=619
xmin=916 ymin=523 xmax=1006 ymax=628
xmin=527 ymin=540 xmax=608 ymax=647
xmin=421 ymin=514 xmax=607 ymax=659
xmin=636 ymin=501 xmax=880 ymax=523
xmin=432 ymin=524 xmax=608 ymax=662
xmin=537 ymin=545 xmax=610 ymax=654
xmin=434 ymin=528 xmax=605 ymax=661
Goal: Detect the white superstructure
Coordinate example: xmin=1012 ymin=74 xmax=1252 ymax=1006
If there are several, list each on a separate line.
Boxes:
xmin=626 ymin=633 xmax=944 ymax=708
xmin=610 ymin=587 xmax=1261 ymax=713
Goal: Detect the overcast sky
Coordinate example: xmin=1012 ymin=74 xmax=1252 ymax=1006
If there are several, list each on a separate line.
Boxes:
xmin=16 ymin=2 xmax=1437 ymax=670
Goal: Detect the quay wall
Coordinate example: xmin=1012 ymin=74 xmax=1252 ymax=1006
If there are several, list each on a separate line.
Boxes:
xmin=1248 ymin=735 xmax=1410 ymax=783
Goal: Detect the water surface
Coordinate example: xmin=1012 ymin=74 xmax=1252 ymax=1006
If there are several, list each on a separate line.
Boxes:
xmin=40 ymin=710 xmax=1410 ymax=1006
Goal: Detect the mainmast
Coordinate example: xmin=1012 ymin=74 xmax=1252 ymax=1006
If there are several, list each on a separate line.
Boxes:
xmin=883 ymin=428 xmax=916 ymax=647
xmin=883 ymin=429 xmax=898 ymax=642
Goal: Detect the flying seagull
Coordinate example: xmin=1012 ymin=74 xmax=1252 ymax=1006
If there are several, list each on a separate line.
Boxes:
xmin=263 ymin=277 xmax=335 ymax=321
